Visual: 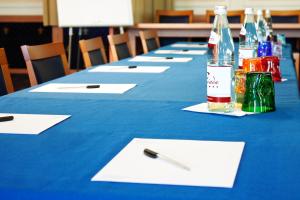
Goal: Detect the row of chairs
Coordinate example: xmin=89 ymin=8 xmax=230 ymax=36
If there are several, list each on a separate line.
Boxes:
xmin=157 ymin=9 xmax=300 ymax=24
xmin=0 ymin=30 xmax=160 ymax=95
xmin=81 ymin=30 xmax=159 ymax=64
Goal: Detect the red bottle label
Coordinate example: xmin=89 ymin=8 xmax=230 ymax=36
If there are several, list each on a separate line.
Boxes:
xmin=240 ymin=27 xmax=246 ymax=36
xmin=207 ymin=65 xmax=232 ymax=103
xmin=208 ymin=31 xmax=220 ymax=45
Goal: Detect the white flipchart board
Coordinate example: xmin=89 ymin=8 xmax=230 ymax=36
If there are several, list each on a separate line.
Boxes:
xmin=56 ymin=0 xmax=134 ymax=27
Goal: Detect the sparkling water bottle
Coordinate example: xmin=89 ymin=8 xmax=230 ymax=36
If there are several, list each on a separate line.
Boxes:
xmin=207 ymin=6 xmax=235 ymax=112
xmin=239 ymin=8 xmax=258 ymax=68
xmin=256 ymin=9 xmax=267 ymax=42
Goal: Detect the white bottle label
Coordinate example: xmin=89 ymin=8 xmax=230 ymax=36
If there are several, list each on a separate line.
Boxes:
xmin=207 ymin=66 xmax=232 ymax=103
xmin=238 ymin=47 xmax=256 ymax=66
xmin=208 ymin=31 xmax=220 ymax=45
xmin=240 ymin=27 xmax=246 ymax=36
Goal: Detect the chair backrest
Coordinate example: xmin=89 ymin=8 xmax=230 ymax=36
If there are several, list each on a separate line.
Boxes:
xmin=270 ymin=10 xmax=300 ymax=23
xmin=293 ymin=52 xmax=299 ymax=83
xmin=107 ymin=32 xmax=132 ymax=62
xmin=206 ymin=10 xmax=244 ymax=23
xmin=79 ymin=37 xmax=107 ymax=68
xmin=0 ymin=48 xmax=14 ymax=95
xmin=21 ymin=42 xmax=70 ymax=86
xmin=139 ymin=30 xmax=160 ymax=54
xmin=156 ymin=10 xmax=193 ymax=23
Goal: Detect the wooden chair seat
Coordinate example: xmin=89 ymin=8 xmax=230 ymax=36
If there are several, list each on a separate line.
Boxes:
xmin=21 ymin=42 xmax=70 ymax=86
xmin=79 ymin=37 xmax=107 ymax=68
xmin=206 ymin=10 xmax=244 ymax=23
xmin=139 ymin=30 xmax=160 ymax=54
xmin=293 ymin=52 xmax=300 ymax=86
xmin=0 ymin=48 xmax=14 ymax=95
xmin=156 ymin=10 xmax=193 ymax=46
xmin=107 ymin=33 xmax=132 ymax=62
xmin=156 ymin=10 xmax=193 ymax=23
xmin=270 ymin=10 xmax=300 ymax=23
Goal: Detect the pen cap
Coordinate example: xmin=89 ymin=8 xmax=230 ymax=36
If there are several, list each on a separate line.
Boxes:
xmin=144 ymin=149 xmax=158 ymax=158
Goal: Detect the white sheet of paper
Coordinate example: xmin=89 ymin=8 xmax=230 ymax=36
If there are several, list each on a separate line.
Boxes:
xmin=129 ymin=56 xmax=192 ymax=63
xmin=92 ymin=138 xmax=245 ymax=188
xmin=155 ymin=50 xmax=206 ymax=55
xmin=281 ymin=78 xmax=288 ymax=82
xmin=171 ymin=43 xmax=208 ymax=48
xmin=89 ymin=66 xmax=170 ymax=73
xmin=183 ymin=103 xmax=255 ymax=117
xmin=30 ymin=83 xmax=136 ymax=94
xmin=0 ymin=113 xmax=70 ymax=135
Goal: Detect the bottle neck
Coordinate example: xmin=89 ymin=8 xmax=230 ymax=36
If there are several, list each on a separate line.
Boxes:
xmin=257 ymin=14 xmax=264 ymax=22
xmin=244 ymin=14 xmax=255 ymax=24
xmin=213 ymin=14 xmax=229 ymax=29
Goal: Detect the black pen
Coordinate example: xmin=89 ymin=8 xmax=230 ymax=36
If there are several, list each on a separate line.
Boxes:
xmin=86 ymin=85 xmax=100 ymax=89
xmin=0 ymin=116 xmax=14 ymax=122
xmin=57 ymin=85 xmax=100 ymax=89
xmin=144 ymin=148 xmax=190 ymax=171
xmin=110 ymin=66 xmax=137 ymax=70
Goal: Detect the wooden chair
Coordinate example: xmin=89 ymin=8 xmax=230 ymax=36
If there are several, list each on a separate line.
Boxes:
xmin=139 ymin=30 xmax=160 ymax=54
xmin=293 ymin=52 xmax=300 ymax=84
xmin=21 ymin=42 xmax=70 ymax=86
xmin=270 ymin=10 xmax=300 ymax=66
xmin=79 ymin=37 xmax=107 ymax=68
xmin=156 ymin=10 xmax=193 ymax=45
xmin=107 ymin=32 xmax=132 ymax=62
xmin=270 ymin=10 xmax=300 ymax=23
xmin=156 ymin=10 xmax=193 ymax=23
xmin=0 ymin=48 xmax=14 ymax=95
xmin=206 ymin=10 xmax=244 ymax=23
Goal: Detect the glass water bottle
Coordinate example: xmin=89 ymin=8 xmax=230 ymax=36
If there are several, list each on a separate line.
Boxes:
xmin=207 ymin=6 xmax=235 ymax=112
xmin=238 ymin=8 xmax=258 ymax=68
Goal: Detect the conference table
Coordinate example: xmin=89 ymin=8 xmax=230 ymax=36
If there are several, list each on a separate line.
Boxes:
xmin=0 ymin=43 xmax=299 ymax=200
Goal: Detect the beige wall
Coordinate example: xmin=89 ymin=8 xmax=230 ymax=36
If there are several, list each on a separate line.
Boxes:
xmin=2 ymin=0 xmax=300 ymax=17
xmin=174 ymin=0 xmax=300 ymax=14
xmin=132 ymin=0 xmax=174 ymax=23
xmin=0 ymin=0 xmax=42 ymax=15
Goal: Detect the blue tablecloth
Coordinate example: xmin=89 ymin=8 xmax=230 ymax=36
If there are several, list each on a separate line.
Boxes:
xmin=0 ymin=43 xmax=299 ymax=200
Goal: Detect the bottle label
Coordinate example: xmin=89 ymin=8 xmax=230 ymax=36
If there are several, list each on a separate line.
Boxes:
xmin=208 ymin=31 xmax=220 ymax=45
xmin=207 ymin=66 xmax=232 ymax=103
xmin=239 ymin=47 xmax=256 ymax=66
xmin=240 ymin=27 xmax=246 ymax=36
